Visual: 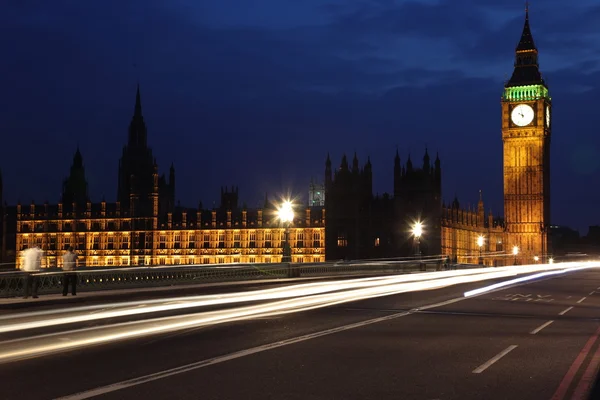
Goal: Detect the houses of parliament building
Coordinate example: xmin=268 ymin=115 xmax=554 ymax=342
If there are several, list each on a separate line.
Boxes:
xmin=1 ymin=9 xmax=550 ymax=268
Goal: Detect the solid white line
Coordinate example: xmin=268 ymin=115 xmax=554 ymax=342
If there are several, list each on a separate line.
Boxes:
xmin=57 ymin=291 xmax=486 ymax=399
xmin=590 ymin=291 xmax=595 ymax=296
xmin=55 ymin=310 xmax=411 ymax=400
xmin=530 ymin=320 xmax=554 ymax=335
xmin=472 ymin=345 xmax=518 ymax=374
xmin=559 ymin=306 xmax=573 ymax=316
xmin=56 ymin=267 xmax=586 ymax=400
xmin=577 ymin=297 xmax=587 ymax=304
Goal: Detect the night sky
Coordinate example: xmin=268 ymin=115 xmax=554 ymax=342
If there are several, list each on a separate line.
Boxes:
xmin=2 ymin=1 xmax=600 ymax=233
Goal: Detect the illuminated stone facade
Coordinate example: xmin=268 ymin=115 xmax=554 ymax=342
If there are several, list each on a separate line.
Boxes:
xmin=15 ymin=201 xmax=325 ymax=268
xmin=501 ymin=9 xmax=551 ymax=264
xmin=15 ymin=86 xmax=324 ymax=269
xmin=441 ymin=194 xmax=505 ymax=266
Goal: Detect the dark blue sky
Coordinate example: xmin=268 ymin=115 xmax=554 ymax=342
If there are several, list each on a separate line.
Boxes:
xmin=2 ymin=1 xmax=600 ymax=232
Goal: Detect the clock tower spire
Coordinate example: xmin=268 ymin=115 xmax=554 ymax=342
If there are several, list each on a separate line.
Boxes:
xmin=501 ymin=6 xmax=551 ymax=264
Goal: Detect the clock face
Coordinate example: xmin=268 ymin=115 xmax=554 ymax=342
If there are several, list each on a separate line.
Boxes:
xmin=546 ymin=106 xmax=550 ymax=127
xmin=511 ymin=104 xmax=535 ymax=127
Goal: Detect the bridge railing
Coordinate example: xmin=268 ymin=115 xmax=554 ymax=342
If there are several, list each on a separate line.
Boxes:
xmin=0 ymin=258 xmax=456 ymax=298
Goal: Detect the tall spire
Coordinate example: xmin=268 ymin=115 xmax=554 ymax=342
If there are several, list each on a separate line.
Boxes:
xmin=134 ymin=84 xmax=143 ymax=117
xmin=506 ymin=5 xmax=544 ymax=87
xmin=516 ymin=4 xmax=535 ymax=52
xmin=128 ymin=84 xmax=148 ymax=147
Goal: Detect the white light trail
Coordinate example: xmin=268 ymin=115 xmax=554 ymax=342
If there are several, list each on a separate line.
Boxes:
xmin=0 ymin=262 xmax=596 ymax=363
xmin=0 ymin=266 xmax=520 ymax=333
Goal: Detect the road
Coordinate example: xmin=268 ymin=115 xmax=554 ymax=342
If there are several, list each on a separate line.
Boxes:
xmin=1 ymin=265 xmax=600 ymax=400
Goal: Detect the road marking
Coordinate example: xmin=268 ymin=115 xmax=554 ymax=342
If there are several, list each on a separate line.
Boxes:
xmin=551 ymin=325 xmax=600 ymax=400
xmin=56 ymin=268 xmax=590 ymax=400
xmin=530 ymin=320 xmax=554 ymax=335
xmin=472 ymin=345 xmax=518 ymax=374
xmin=56 ymin=291 xmax=490 ymax=399
xmin=558 ymin=307 xmax=573 ymax=316
xmin=57 ymin=312 xmax=415 ymax=399
xmin=589 ymin=291 xmax=595 ymax=296
xmin=571 ymin=336 xmax=600 ymax=400
xmin=577 ymin=297 xmax=587 ymax=304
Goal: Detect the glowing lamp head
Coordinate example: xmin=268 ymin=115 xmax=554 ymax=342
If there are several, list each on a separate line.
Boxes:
xmin=512 ymin=246 xmax=519 ymax=256
xmin=412 ymin=222 xmax=423 ymax=238
xmin=477 ymin=235 xmax=485 ymax=248
xmin=277 ymin=200 xmax=294 ymax=223
xmin=534 ymin=256 xmax=539 ymax=262
xmin=549 ymin=257 xmax=554 ymax=264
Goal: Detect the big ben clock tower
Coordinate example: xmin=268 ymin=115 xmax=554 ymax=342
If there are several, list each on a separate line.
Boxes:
xmin=502 ymin=6 xmax=551 ymax=264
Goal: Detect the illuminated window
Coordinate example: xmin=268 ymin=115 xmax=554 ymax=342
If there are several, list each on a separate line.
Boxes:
xmin=233 ymin=232 xmax=241 ymax=248
xmin=375 ymin=237 xmax=380 ymax=247
xmin=313 ymin=231 xmax=321 ymax=247
xmin=218 ymin=232 xmax=225 ymax=248
xmin=203 ymin=233 xmax=210 ymax=248
xmin=249 ymin=231 xmax=256 ymax=248
xmin=121 ymin=236 xmax=129 ymax=250
xmin=264 ymin=231 xmax=272 ymax=248
xmin=296 ymin=231 xmax=304 ymax=248
xmin=337 ymin=232 xmax=347 ymax=247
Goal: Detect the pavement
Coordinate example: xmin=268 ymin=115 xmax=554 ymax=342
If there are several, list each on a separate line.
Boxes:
xmin=1 ymin=267 xmax=600 ymax=399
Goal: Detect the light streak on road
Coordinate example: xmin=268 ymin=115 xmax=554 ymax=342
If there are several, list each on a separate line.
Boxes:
xmin=0 ymin=262 xmax=596 ymax=364
xmin=463 ymin=263 xmax=599 ymax=297
xmin=0 ymin=262 xmax=580 ymax=334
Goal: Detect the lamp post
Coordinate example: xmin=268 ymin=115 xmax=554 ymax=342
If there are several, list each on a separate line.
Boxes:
xmin=512 ymin=245 xmax=519 ymax=265
xmin=412 ymin=222 xmax=423 ymax=258
xmin=534 ymin=255 xmax=539 ymax=263
xmin=549 ymin=257 xmax=554 ymax=264
xmin=277 ymin=200 xmax=294 ymax=263
xmin=412 ymin=222 xmax=423 ymax=270
xmin=477 ymin=235 xmax=484 ymax=265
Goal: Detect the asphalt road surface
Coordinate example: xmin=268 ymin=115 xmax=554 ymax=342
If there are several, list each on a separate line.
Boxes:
xmin=1 ymin=267 xmax=600 ymax=400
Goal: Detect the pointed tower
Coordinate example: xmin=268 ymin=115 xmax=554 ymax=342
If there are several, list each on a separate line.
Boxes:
xmin=393 ymin=148 xmax=401 ymax=196
xmin=62 ymin=147 xmax=89 ymax=208
xmin=477 ymin=190 xmax=485 ymax=227
xmin=423 ymin=148 xmax=430 ymax=174
xmin=434 ymin=152 xmax=441 ymax=183
xmin=117 ymin=84 xmax=158 ymax=218
xmin=502 ymin=5 xmax=551 ymax=263
xmin=129 ymin=84 xmax=147 ymax=147
xmin=352 ymin=152 xmax=359 ymax=174
xmin=325 ymin=153 xmax=332 ymax=189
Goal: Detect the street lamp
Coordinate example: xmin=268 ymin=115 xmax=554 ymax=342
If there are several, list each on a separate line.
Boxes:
xmin=534 ymin=256 xmax=539 ymax=263
xmin=412 ymin=221 xmax=423 ymax=259
xmin=477 ymin=235 xmax=484 ymax=265
xmin=549 ymin=257 xmax=554 ymax=264
xmin=412 ymin=221 xmax=424 ymax=271
xmin=277 ymin=200 xmax=294 ymax=263
xmin=512 ymin=245 xmax=519 ymax=265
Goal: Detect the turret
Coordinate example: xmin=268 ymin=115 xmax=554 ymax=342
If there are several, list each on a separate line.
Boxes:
xmin=434 ymin=152 xmax=441 ymax=183
xmin=340 ymin=154 xmax=348 ymax=171
xmin=394 ymin=148 xmax=401 ymax=195
xmin=325 ymin=153 xmax=332 ymax=188
xmin=352 ymin=152 xmax=359 ymax=174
